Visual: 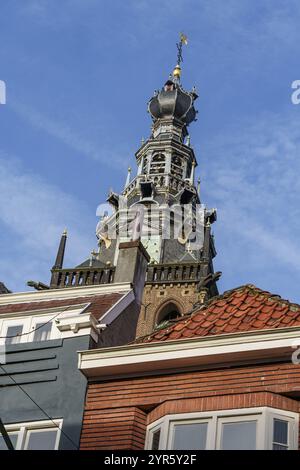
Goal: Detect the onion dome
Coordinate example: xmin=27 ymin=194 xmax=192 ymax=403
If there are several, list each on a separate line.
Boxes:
xmin=148 ymin=79 xmax=198 ymax=126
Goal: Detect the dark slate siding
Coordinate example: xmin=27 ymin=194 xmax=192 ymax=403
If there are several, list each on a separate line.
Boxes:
xmin=0 ymin=335 xmax=91 ymax=450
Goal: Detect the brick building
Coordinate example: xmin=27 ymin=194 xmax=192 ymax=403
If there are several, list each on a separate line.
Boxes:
xmin=79 ymin=285 xmax=300 ymax=450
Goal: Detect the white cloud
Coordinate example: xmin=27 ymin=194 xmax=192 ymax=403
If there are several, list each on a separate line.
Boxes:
xmin=200 ymin=111 xmax=300 ymax=294
xmin=10 ymin=99 xmax=126 ymax=170
xmin=0 ymin=152 xmax=95 ymax=291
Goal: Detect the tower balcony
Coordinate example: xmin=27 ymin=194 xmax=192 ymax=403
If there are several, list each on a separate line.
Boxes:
xmin=123 ymin=173 xmax=197 ymax=199
xmin=146 ymin=262 xmax=204 ymax=285
xmin=50 ymin=266 xmax=115 ymax=289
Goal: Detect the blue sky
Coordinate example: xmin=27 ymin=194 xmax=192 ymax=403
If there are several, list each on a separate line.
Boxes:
xmin=1 ymin=0 xmax=300 ymax=302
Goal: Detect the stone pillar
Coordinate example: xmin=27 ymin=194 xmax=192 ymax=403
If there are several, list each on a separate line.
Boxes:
xmin=137 ymin=155 xmax=144 ymax=176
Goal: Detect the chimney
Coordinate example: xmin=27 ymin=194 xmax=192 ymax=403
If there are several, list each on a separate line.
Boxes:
xmin=114 ymin=240 xmax=150 ymax=304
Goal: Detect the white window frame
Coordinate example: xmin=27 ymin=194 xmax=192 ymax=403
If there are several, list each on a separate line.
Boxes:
xmin=146 ymin=407 xmax=299 ymax=450
xmin=1 ymin=318 xmax=32 ymax=345
xmin=266 ymin=409 xmax=298 ymax=450
xmin=1 ymin=419 xmax=63 ymax=450
xmin=0 ymin=316 xmax=59 ymax=345
xmin=28 ymin=315 xmax=61 ymax=342
xmin=168 ymin=417 xmax=214 ymax=450
xmin=0 ymin=304 xmax=92 ymax=346
xmin=216 ymin=413 xmax=264 ymax=450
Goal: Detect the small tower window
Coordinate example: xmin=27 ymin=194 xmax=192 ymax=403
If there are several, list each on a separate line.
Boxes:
xmin=155 ymin=302 xmax=181 ymax=330
xmin=142 ymin=156 xmax=149 ymax=174
xmin=171 ymin=155 xmax=184 ymax=179
xmin=150 ymin=153 xmax=166 ymax=174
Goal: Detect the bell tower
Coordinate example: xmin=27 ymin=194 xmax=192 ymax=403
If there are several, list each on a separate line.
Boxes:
xmin=133 ymin=35 xmax=220 ymax=337
xmin=49 ymin=34 xmax=221 ymax=338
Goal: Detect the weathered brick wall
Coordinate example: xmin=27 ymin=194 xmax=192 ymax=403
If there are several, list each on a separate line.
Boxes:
xmin=80 ymin=362 xmax=300 ymax=449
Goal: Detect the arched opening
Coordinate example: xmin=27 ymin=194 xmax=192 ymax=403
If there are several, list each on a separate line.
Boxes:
xmin=155 ymin=302 xmax=181 ymax=330
xmin=150 ymin=153 xmax=166 ymax=174
xmin=171 ymin=155 xmax=184 ymax=179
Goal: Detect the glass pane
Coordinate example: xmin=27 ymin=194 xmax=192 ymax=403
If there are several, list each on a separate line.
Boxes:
xmin=5 ymin=325 xmax=23 ymax=345
xmin=0 ymin=433 xmax=18 ymax=450
xmin=173 ymin=422 xmax=208 ymax=450
xmin=26 ymin=429 xmax=58 ymax=450
xmin=151 ymin=429 xmax=161 ymax=450
xmin=221 ymin=421 xmax=256 ymax=450
xmin=273 ymin=443 xmax=288 ymax=450
xmin=273 ymin=419 xmax=288 ymax=445
xmin=33 ymin=322 xmax=52 ymax=342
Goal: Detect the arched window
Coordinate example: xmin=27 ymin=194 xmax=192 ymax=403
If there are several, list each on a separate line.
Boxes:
xmin=171 ymin=155 xmax=184 ymax=179
xmin=150 ymin=153 xmax=166 ymax=174
xmin=155 ymin=302 xmax=181 ymax=330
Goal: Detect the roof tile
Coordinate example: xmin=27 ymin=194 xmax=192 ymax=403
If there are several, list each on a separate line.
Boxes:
xmin=137 ymin=284 xmax=300 ymax=344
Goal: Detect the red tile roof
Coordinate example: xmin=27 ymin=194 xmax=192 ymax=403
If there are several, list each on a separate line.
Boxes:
xmin=0 ymin=293 xmax=123 ymax=320
xmin=138 ymin=284 xmax=300 ymax=343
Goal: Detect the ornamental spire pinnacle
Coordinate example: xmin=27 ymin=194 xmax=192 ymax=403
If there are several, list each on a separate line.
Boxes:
xmin=172 ymin=32 xmax=188 ymax=81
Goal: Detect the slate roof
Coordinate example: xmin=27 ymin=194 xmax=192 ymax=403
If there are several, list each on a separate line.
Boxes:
xmin=138 ymin=284 xmax=300 ymax=343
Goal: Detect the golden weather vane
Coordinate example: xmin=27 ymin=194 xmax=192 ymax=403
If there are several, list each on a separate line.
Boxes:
xmin=173 ymin=32 xmax=188 ymax=81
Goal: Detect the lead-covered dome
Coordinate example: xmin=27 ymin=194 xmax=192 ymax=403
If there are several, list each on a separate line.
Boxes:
xmin=148 ymin=79 xmax=198 ymax=126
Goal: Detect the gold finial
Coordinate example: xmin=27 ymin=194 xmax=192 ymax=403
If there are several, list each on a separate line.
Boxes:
xmin=173 ymin=64 xmax=181 ymax=79
xmin=63 ymin=228 xmax=67 ymax=236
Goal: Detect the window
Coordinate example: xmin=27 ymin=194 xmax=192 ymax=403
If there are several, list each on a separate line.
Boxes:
xmin=170 ymin=155 xmax=184 ymax=179
xmin=25 ymin=429 xmax=59 ymax=450
xmin=5 ymin=325 xmax=23 ymax=345
xmin=33 ymin=322 xmax=52 ymax=342
xmin=0 ymin=432 xmax=18 ymax=450
xmin=0 ymin=315 xmax=59 ymax=346
xmin=272 ymin=418 xmax=289 ymax=450
xmin=150 ymin=427 xmax=161 ymax=450
xmin=155 ymin=303 xmax=181 ymax=330
xmin=150 ymin=153 xmax=165 ymax=175
xmin=219 ymin=418 xmax=257 ymax=450
xmin=172 ymin=421 xmax=208 ymax=450
xmin=0 ymin=420 xmax=62 ymax=450
xmin=0 ymin=305 xmax=90 ymax=346
xmin=146 ymin=408 xmax=299 ymax=450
